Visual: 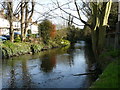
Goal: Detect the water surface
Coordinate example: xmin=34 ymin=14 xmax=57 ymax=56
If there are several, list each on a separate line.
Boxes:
xmin=2 ymin=41 xmax=96 ymax=88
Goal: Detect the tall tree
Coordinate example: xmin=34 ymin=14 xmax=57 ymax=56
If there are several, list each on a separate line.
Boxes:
xmin=38 ymin=19 xmax=53 ymax=44
xmin=74 ymin=0 xmax=112 ymax=57
xmin=1 ymin=1 xmax=22 ymax=42
xmin=20 ymin=0 xmax=35 ymax=41
xmin=7 ymin=1 xmax=14 ymax=42
xmin=55 ymin=0 xmax=112 ymax=57
xmin=21 ymin=0 xmax=25 ymax=42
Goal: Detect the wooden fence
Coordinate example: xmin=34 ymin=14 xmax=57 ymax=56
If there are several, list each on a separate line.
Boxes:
xmin=106 ymin=22 xmax=120 ymax=49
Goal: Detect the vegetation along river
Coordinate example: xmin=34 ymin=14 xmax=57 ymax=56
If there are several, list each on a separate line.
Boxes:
xmin=1 ymin=41 xmax=97 ymax=88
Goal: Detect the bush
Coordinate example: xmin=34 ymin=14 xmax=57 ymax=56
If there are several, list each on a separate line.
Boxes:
xmin=48 ymin=39 xmax=59 ymax=48
xmin=38 ymin=19 xmax=54 ymax=44
xmin=2 ymin=41 xmax=31 ymax=58
xmin=14 ymin=35 xmax=21 ymax=42
xmin=31 ymin=44 xmax=43 ymax=53
xmin=47 ymin=39 xmax=70 ymax=48
xmin=2 ymin=38 xmax=70 ymax=59
xmin=59 ymin=39 xmax=70 ymax=46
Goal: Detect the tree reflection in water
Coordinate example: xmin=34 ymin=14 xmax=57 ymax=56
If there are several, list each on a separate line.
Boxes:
xmin=9 ymin=59 xmax=15 ymax=88
xmin=21 ymin=59 xmax=31 ymax=88
xmin=40 ymin=53 xmax=56 ymax=73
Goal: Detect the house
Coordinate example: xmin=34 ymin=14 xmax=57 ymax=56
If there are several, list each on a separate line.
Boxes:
xmin=0 ymin=10 xmax=38 ymax=35
xmin=0 ymin=10 xmax=9 ymax=35
xmin=28 ymin=23 xmax=38 ymax=34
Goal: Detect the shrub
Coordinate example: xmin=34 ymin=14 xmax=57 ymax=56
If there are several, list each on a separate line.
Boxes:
xmin=31 ymin=44 xmax=43 ymax=53
xmin=59 ymin=39 xmax=70 ymax=46
xmin=2 ymin=42 xmax=31 ymax=58
xmin=38 ymin=19 xmax=53 ymax=43
xmin=14 ymin=35 xmax=21 ymax=42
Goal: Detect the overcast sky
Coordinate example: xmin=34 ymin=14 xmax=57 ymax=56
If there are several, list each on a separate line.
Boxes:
xmin=33 ymin=0 xmax=88 ymax=29
xmin=0 ymin=0 xmax=88 ymax=29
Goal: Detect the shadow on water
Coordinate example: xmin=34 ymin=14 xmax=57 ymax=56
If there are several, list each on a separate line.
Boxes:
xmin=2 ymin=41 xmax=98 ymax=88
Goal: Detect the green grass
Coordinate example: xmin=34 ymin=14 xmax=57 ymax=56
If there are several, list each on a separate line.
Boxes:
xmin=100 ymin=50 xmax=120 ymax=58
xmin=90 ymin=58 xmax=119 ymax=88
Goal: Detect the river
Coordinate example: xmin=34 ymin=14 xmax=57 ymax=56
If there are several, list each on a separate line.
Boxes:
xmin=1 ymin=41 xmax=97 ymax=88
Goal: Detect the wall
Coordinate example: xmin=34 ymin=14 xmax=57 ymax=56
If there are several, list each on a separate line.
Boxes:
xmin=0 ymin=18 xmax=21 ymax=35
xmin=28 ymin=24 xmax=38 ymax=34
xmin=0 ymin=18 xmax=9 ymax=35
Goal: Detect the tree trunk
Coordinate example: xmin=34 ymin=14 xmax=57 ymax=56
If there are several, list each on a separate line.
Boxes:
xmin=90 ymin=1 xmax=112 ymax=57
xmin=21 ymin=2 xmax=25 ymax=42
xmin=98 ymin=26 xmax=106 ymax=54
xmin=91 ymin=29 xmax=99 ymax=59
xmin=9 ymin=19 xmax=14 ymax=42
xmin=8 ymin=2 xmax=14 ymax=42
xmin=21 ymin=0 xmax=35 ymax=41
xmin=24 ymin=2 xmax=28 ymax=40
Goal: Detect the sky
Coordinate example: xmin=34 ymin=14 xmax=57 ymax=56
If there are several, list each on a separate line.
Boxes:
xmin=32 ymin=0 xmax=88 ymax=29
xmin=0 ymin=0 xmax=88 ymax=29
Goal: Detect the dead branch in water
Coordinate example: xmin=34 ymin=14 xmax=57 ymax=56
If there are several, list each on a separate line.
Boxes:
xmin=73 ymin=72 xmax=95 ymax=76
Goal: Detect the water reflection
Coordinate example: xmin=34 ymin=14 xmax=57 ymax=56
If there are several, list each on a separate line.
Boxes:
xmin=21 ymin=59 xmax=31 ymax=88
xmin=40 ymin=54 xmax=56 ymax=73
xmin=9 ymin=59 xmax=15 ymax=88
xmin=2 ymin=41 xmax=97 ymax=88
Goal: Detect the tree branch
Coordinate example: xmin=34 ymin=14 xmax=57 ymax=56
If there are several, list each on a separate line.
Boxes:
xmin=74 ymin=0 xmax=92 ymax=29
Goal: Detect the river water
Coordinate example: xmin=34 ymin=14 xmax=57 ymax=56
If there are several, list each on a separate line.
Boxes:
xmin=1 ymin=41 xmax=97 ymax=88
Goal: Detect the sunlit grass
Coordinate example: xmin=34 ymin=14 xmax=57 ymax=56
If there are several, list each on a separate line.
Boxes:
xmin=90 ymin=58 xmax=119 ymax=88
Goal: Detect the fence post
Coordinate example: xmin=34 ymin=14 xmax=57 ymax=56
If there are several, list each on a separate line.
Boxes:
xmin=114 ymin=1 xmax=120 ymax=50
xmin=114 ymin=22 xmax=119 ymax=50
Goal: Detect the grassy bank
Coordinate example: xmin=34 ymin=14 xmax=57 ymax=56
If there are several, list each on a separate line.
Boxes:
xmin=2 ymin=39 xmax=70 ymax=59
xmin=90 ymin=58 xmax=119 ymax=88
xmin=90 ymin=50 xmax=120 ymax=88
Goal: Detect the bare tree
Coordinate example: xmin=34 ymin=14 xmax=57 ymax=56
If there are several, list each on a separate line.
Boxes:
xmin=20 ymin=0 xmax=35 ymax=41
xmin=21 ymin=0 xmax=25 ymax=42
xmin=53 ymin=0 xmax=112 ymax=57
xmin=1 ymin=1 xmax=21 ymax=42
xmin=7 ymin=1 xmax=14 ymax=42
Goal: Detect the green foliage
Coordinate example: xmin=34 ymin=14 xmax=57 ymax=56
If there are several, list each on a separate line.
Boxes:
xmin=66 ymin=26 xmax=83 ymax=42
xmin=2 ymin=38 xmax=70 ymax=58
xmin=56 ymin=28 xmax=68 ymax=40
xmin=31 ymin=44 xmax=43 ymax=53
xmin=43 ymin=38 xmax=70 ymax=49
xmin=60 ymin=39 xmax=70 ymax=46
xmin=48 ymin=39 xmax=59 ymax=48
xmin=90 ymin=59 xmax=119 ymax=88
xmin=38 ymin=19 xmax=53 ymax=43
xmin=2 ymin=44 xmax=13 ymax=58
xmin=2 ymin=41 xmax=31 ymax=58
xmin=100 ymin=50 xmax=120 ymax=58
xmin=14 ymin=35 xmax=21 ymax=42
xmin=31 ymin=34 xmax=37 ymax=38
xmin=56 ymin=26 xmax=83 ymax=43
xmin=28 ymin=29 xmax=32 ymax=34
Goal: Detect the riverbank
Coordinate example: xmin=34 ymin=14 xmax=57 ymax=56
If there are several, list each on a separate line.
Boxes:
xmin=90 ymin=50 xmax=120 ymax=88
xmin=1 ymin=39 xmax=70 ymax=59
